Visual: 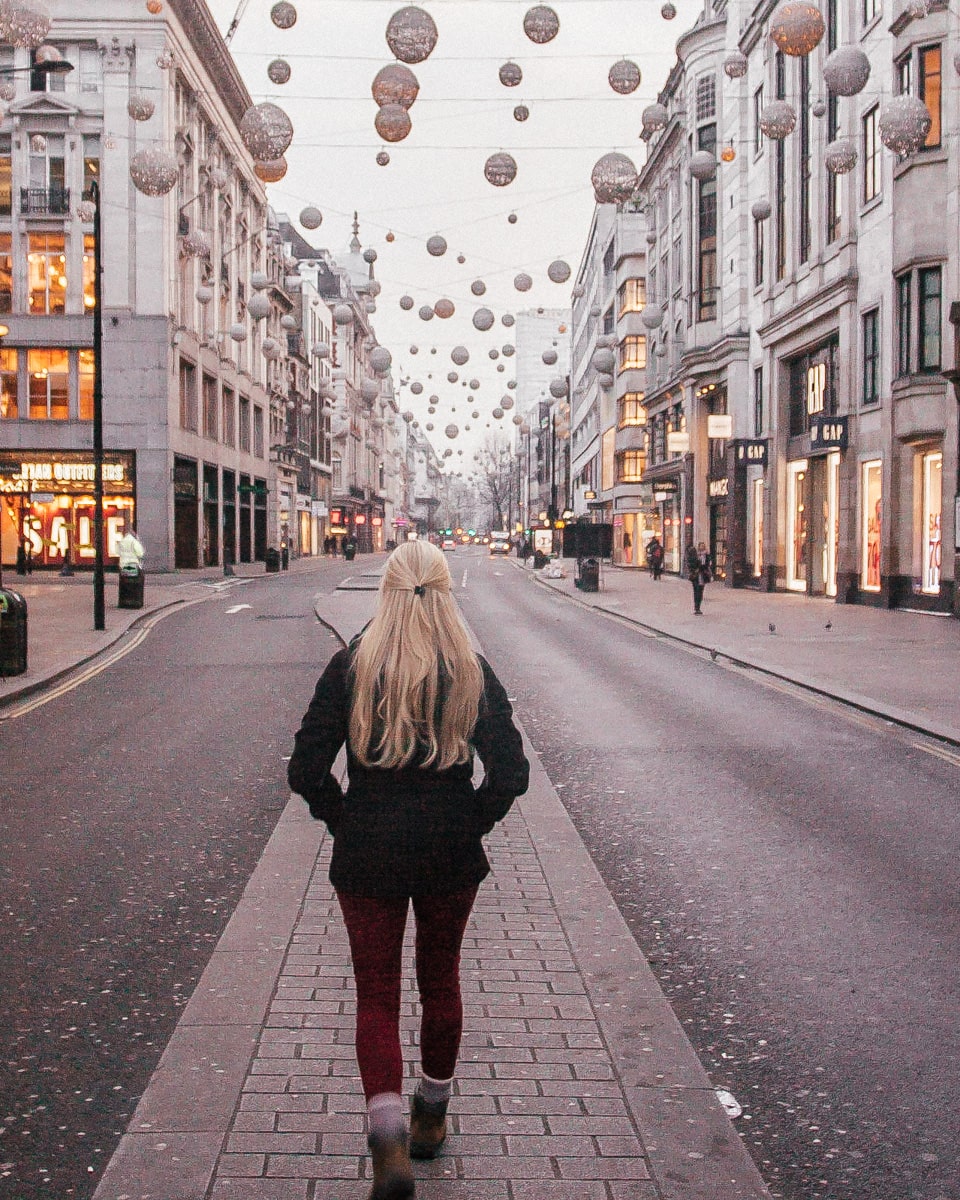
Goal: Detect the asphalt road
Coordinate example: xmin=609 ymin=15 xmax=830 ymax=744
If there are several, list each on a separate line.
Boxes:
xmin=458 ymin=550 xmax=960 ymax=1200
xmin=0 ymin=562 xmax=351 ymax=1200
xmin=2 ymin=552 xmax=958 ymax=1200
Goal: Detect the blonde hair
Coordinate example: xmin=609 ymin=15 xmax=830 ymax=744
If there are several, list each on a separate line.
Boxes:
xmin=349 ymin=540 xmax=484 ymax=770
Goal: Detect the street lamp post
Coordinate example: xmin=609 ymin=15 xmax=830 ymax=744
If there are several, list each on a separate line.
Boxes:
xmin=88 ymin=179 xmax=105 ymax=630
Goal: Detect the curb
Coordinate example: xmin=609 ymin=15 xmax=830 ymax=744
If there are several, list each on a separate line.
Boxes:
xmin=528 ymin=570 xmax=960 ymax=750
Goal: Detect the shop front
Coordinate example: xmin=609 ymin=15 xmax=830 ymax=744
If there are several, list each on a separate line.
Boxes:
xmin=613 ymin=487 xmax=657 ymax=567
xmin=645 ymin=474 xmax=683 ymax=573
xmin=730 ymin=439 xmax=768 ymax=587
xmin=785 ymin=417 xmax=843 ymax=597
xmin=0 ymin=450 xmax=136 ymax=570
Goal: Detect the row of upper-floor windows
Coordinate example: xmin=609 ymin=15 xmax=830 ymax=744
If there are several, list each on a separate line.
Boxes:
xmin=0 ymin=44 xmax=102 ymax=95
xmin=178 ymin=357 xmax=268 ymax=457
xmin=0 ymin=137 xmax=100 ymax=216
xmin=0 ymin=231 xmax=95 ymax=314
xmin=0 ymin=347 xmax=93 ymax=420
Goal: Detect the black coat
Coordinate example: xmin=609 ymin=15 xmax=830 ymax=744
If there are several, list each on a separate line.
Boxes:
xmin=288 ymin=647 xmax=530 ymax=897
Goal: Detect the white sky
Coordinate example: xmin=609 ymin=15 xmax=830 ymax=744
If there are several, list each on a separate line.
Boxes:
xmin=207 ymin=0 xmax=700 ymax=466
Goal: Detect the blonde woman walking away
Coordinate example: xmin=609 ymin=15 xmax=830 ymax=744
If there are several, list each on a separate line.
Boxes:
xmin=288 ymin=540 xmax=529 ymax=1200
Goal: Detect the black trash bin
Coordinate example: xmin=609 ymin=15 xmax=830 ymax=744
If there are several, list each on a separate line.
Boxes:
xmin=118 ymin=565 xmax=145 ymax=609
xmin=343 ymin=540 xmax=357 ymax=562
xmin=577 ymin=556 xmax=600 ymax=593
xmin=0 ymin=587 xmax=28 ymax=677
xmin=264 ymin=547 xmax=281 ymax=573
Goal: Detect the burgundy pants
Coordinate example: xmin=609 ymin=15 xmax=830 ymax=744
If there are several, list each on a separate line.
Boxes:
xmin=336 ymin=888 xmax=479 ymax=1101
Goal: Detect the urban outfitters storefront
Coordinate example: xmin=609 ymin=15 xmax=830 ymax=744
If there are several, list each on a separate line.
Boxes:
xmin=0 ymin=450 xmax=136 ymax=570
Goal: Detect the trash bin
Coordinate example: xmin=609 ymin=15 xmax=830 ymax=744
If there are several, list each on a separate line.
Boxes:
xmin=0 ymin=587 xmax=28 ymax=677
xmin=118 ymin=565 xmax=145 ymax=609
xmin=264 ymin=547 xmax=281 ymax=573
xmin=343 ymin=540 xmax=357 ymax=562
xmin=577 ymin=557 xmax=600 ymax=593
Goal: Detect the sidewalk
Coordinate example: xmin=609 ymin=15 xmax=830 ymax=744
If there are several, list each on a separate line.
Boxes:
xmin=0 ymin=557 xmax=331 ymax=711
xmin=529 ymin=560 xmax=960 ymax=745
xmin=90 ymin=585 xmax=773 ymax=1200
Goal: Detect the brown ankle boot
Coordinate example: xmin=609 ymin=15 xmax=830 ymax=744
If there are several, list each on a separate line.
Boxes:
xmin=367 ymin=1131 xmax=415 ymax=1200
xmin=409 ymin=1091 xmax=448 ymax=1159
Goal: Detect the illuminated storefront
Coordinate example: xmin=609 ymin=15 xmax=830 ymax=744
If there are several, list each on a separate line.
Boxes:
xmin=921 ymin=450 xmax=942 ymax=595
xmin=0 ymin=450 xmax=135 ymax=569
xmin=861 ymin=460 xmax=882 ymax=593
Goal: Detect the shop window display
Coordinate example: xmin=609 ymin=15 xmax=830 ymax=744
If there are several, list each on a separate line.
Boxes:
xmin=861 ymin=460 xmax=882 ymax=592
xmin=921 ymin=451 xmax=942 ymax=594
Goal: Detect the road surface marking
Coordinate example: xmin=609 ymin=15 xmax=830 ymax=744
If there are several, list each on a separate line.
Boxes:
xmin=461 ymin=568 xmax=469 ymax=589
xmin=913 ymin=742 xmax=960 ymax=769
xmin=225 ymin=603 xmax=252 ymax=614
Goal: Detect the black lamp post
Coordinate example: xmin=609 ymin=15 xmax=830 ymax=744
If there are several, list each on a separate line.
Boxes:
xmin=87 ymin=179 xmax=105 ymax=630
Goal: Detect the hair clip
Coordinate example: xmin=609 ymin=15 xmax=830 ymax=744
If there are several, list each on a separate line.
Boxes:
xmin=413 ymin=584 xmax=426 ymax=597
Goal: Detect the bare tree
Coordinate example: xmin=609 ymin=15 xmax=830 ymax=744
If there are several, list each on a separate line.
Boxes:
xmin=473 ymin=431 xmax=515 ymax=532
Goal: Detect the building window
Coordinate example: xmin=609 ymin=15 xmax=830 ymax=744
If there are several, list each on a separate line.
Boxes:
xmin=921 ymin=450 xmax=942 ymax=594
xmin=617 ymin=450 xmax=645 ymax=482
xmin=332 ymin=454 xmax=342 ymax=491
xmin=239 ymin=394 xmax=251 ymax=452
xmin=222 ymin=386 xmax=235 ymax=446
xmin=618 ymin=277 xmax=646 ymax=314
xmin=28 ymin=232 xmax=67 ymax=314
xmin=862 ymin=106 xmax=880 ymax=203
xmin=753 ymin=85 xmax=764 ymax=156
xmin=918 ymin=266 xmax=941 ymax=371
xmin=253 ymin=404 xmax=264 ymax=457
xmin=601 ymin=427 xmax=615 ymax=491
xmin=826 ymin=96 xmax=841 ymax=243
xmin=619 ymin=335 xmax=647 ymax=370
xmin=79 ymin=348 xmax=94 ymax=420
xmin=0 ymin=136 xmax=10 ymax=216
xmin=896 ymin=273 xmax=911 ymax=376
xmin=787 ymin=460 xmax=809 ymax=591
xmin=861 ymin=460 xmax=882 ymax=591
xmin=863 ymin=0 xmax=879 ymax=23
xmin=753 ymin=216 xmax=764 ymax=287
xmin=203 ymin=374 xmax=218 ymax=440
xmin=753 ymin=365 xmax=763 ymax=436
xmin=695 ymin=74 xmax=716 ymax=121
xmin=798 ymin=56 xmax=811 ymax=264
xmin=179 ymin=359 xmax=198 ymax=431
xmin=0 ymin=232 xmax=11 ymax=312
xmin=0 ymin=348 xmax=18 ymax=418
xmin=602 ymin=241 xmax=615 ymax=274
xmin=28 ymin=348 xmax=69 ymax=419
xmin=697 ymin=123 xmax=717 ymax=320
xmin=83 ymin=136 xmax=100 ymax=196
xmin=789 ymin=338 xmax=838 ymax=436
xmin=919 ymin=45 xmax=941 ymax=149
xmin=82 ymin=235 xmax=95 ymax=311
xmin=862 ymin=308 xmax=880 ymax=405
xmin=619 ymin=392 xmax=646 ymax=426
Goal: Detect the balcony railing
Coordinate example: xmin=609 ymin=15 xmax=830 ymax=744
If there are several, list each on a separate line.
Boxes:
xmin=21 ymin=186 xmax=70 ymax=215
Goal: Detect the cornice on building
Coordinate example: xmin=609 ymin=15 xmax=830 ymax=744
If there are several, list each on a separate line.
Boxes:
xmin=757 ymin=271 xmax=859 ymax=347
xmin=168 ymin=0 xmax=253 ymax=130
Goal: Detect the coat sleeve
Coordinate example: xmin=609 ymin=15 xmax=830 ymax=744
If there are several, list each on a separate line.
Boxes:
xmin=288 ymin=648 xmax=350 ymax=832
xmin=471 ymin=656 xmax=530 ymax=834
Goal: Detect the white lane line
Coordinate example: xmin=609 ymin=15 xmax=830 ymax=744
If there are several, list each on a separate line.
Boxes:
xmin=225 ymin=603 xmax=252 ymax=614
xmin=913 ymin=742 xmax=960 ymax=769
xmin=461 ymin=568 xmax=469 ymax=589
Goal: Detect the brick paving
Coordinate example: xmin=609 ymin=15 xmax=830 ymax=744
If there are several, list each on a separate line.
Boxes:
xmin=210 ymin=809 xmax=657 ymax=1200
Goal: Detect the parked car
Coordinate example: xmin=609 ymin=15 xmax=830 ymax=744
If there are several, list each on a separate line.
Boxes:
xmin=441 ymin=537 xmax=457 ymax=552
xmin=489 ymin=534 xmax=511 ymax=555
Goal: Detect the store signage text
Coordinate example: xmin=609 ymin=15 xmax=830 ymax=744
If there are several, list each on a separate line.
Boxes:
xmin=806 ymin=362 xmax=827 ymax=415
xmin=735 ymin=439 xmax=768 ymax=466
xmin=708 ymin=477 xmax=729 ymax=498
xmin=707 ymin=414 xmax=732 ymax=440
xmin=6 ymin=460 xmax=126 ymax=483
xmin=809 ymin=414 xmax=848 ymax=451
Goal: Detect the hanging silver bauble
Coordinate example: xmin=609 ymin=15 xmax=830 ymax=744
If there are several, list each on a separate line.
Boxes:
xmin=270 ymin=1 xmax=297 ymax=29
xmin=608 ymin=59 xmax=641 ymax=95
xmin=499 ymin=61 xmax=523 ymax=87
xmin=196 ymin=285 xmax=213 ymax=305
xmin=314 ymin=342 xmax=331 ymax=358
xmin=723 ymin=51 xmax=748 ymax=79
xmin=250 ymin=271 xmax=269 ymax=290
xmin=470 ymin=379 xmax=480 ymax=389
xmin=905 ymin=0 xmax=929 ymax=13
xmin=451 ymin=346 xmax=469 ymax=365
xmin=4 ymin=1 xmax=51 ymax=49
xmin=542 ymin=349 xmax=558 ymax=365
xmin=385 ymin=6 xmax=439 ymax=64
xmin=502 ymin=313 xmax=515 ymax=327
xmin=426 ymin=422 xmax=434 ymax=431
xmin=372 ymin=63 xmax=419 ymax=109
xmin=507 ymin=211 xmax=518 ymax=224
xmin=501 ymin=395 xmax=514 ymax=409
xmin=29 ymin=132 xmax=46 ymax=153
xmin=207 ymin=164 xmax=229 ymax=189
xmin=502 ymin=344 xmax=515 ymax=357
xmin=445 ymin=423 xmax=459 ymax=439
xmin=591 ymin=152 xmax=638 ymax=204
xmin=690 ymin=150 xmax=721 ymax=184
xmin=507 ymin=379 xmax=517 ymax=388
xmin=255 ymin=156 xmax=287 ymax=183
xmin=878 ymin=94 xmax=932 ymax=155
xmin=471 ymin=279 xmax=487 ymax=296
xmin=598 ymin=372 xmax=615 ymax=388
xmin=489 ymin=348 xmax=499 ymax=359
xmin=514 ymin=273 xmax=532 ymax=292
xmin=661 ymin=2 xmax=677 ymax=17
xmin=299 ymin=205 xmax=322 ymax=229
xmin=156 ymin=47 xmax=174 ymax=69
xmin=410 ymin=380 xmax=423 ymax=393
xmin=261 ymin=337 xmax=282 ymax=359
xmin=376 ymin=150 xmax=391 ymax=166
xmin=770 ymin=2 xmax=825 ymax=57
xmin=0 ymin=80 xmax=15 ymax=102
xmin=127 ymin=92 xmax=155 ymax=121
xmin=239 ymin=102 xmax=293 ymax=160
xmin=361 ymin=378 xmax=380 ymax=403
xmin=433 ymin=297 xmax=454 ymax=319
xmin=641 ymin=102 xmax=669 ymax=133
xmin=363 ymin=247 xmax=378 ymax=265
xmin=333 ymin=303 xmax=354 ymax=325
xmin=547 ymin=259 xmax=571 ymax=283
xmin=641 ymin=303 xmax=665 ymax=329
xmin=549 ymin=378 xmax=567 ymax=398
xmin=267 ymin=58 xmax=291 ymax=85
xmin=759 ymin=100 xmax=797 ymax=139
xmin=492 ymin=407 xmax=504 ymax=419
xmin=822 ymin=46 xmax=871 ymax=96
xmin=399 ymin=294 xmax=414 ymax=310
xmin=514 ymin=105 xmax=530 ymax=122
xmin=426 ymin=234 xmax=448 ymax=256
xmin=369 ymin=346 xmax=392 ymax=374
xmin=375 ymin=103 xmax=412 ymax=142
xmin=484 ymin=152 xmax=517 ymax=187
xmin=402 ymin=409 xmax=414 ymax=422
xmin=596 ymin=333 xmax=617 ymax=348
xmin=229 ymin=322 xmax=247 ymax=342
xmin=129 ymin=145 xmax=179 ymax=196
xmin=824 ymin=137 xmax=858 ymax=174
xmin=419 ymin=305 xmax=435 ymax=321
xmin=591 ymin=347 xmax=616 ymax=373
xmin=182 ymin=229 xmax=211 ymax=257
xmin=523 ymin=5 xmax=559 ymax=43
xmin=751 ymin=198 xmax=772 ymax=220
xmin=812 ymin=99 xmax=827 ymax=118
xmin=473 ymin=307 xmax=495 ymax=331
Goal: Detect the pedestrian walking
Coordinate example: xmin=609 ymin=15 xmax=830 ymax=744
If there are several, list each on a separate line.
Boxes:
xmin=645 ymin=534 xmax=664 ymax=581
xmin=288 ymin=540 xmax=529 ymax=1200
xmin=686 ymin=540 xmax=712 ymax=614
